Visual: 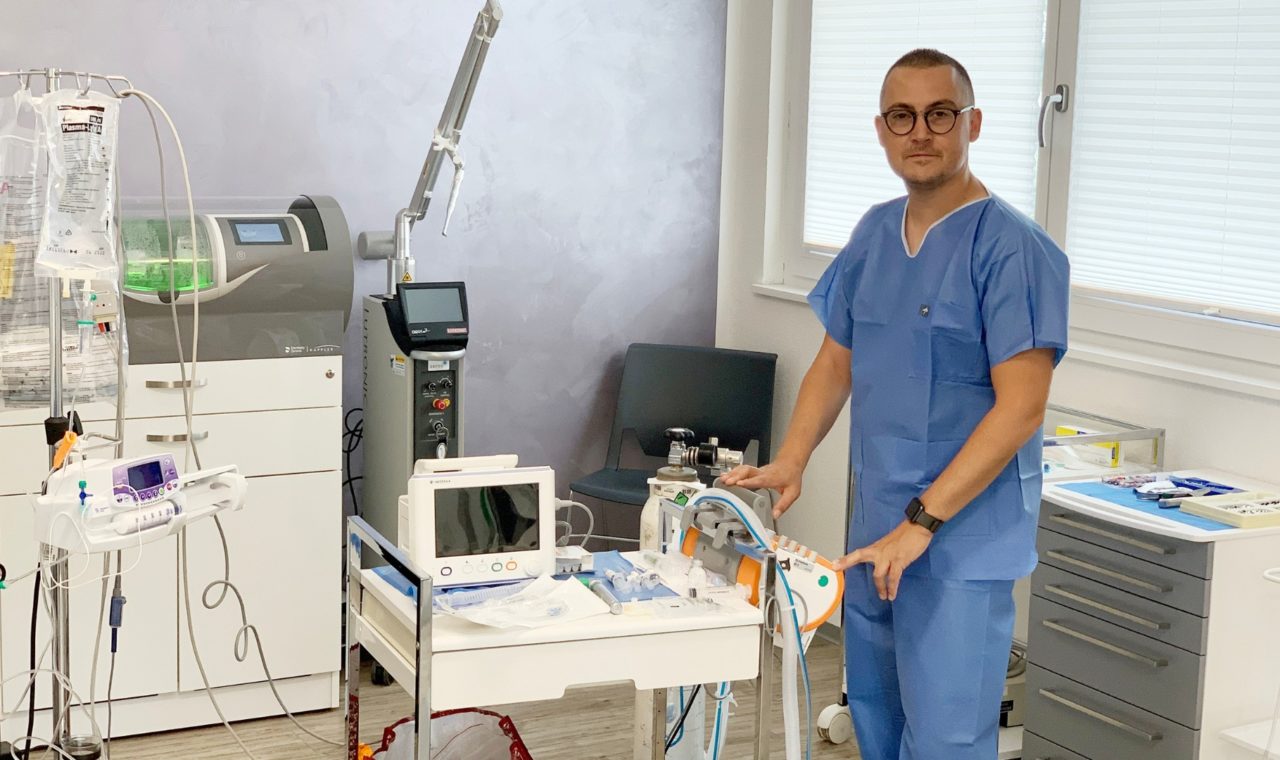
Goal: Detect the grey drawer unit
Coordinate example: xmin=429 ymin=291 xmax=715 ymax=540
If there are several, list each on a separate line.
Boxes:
xmin=1040 ymin=508 xmax=1212 ymax=579
xmin=1038 ymin=528 xmax=1210 ymax=617
xmin=1023 ymin=731 xmax=1090 ymax=760
xmin=1025 ymin=664 xmax=1199 ymax=760
xmin=1030 ymin=596 xmax=1205 ymax=728
xmin=1033 ymin=563 xmax=1208 ymax=654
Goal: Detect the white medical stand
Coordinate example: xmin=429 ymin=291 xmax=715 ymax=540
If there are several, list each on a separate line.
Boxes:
xmin=344 ymin=515 xmax=776 ymax=760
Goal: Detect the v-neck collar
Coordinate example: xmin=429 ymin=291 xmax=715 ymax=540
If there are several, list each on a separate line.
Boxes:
xmin=900 ymin=195 xmax=991 ymax=258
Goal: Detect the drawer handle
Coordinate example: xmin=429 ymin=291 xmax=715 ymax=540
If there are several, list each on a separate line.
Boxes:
xmin=1048 ymin=514 xmax=1174 ymax=556
xmin=1043 ymin=584 xmax=1170 ymax=631
xmin=146 ymin=432 xmax=209 ymax=443
xmin=145 ymin=378 xmax=208 ymax=389
xmin=1038 ymin=689 xmax=1162 ymax=743
xmin=1044 ymin=550 xmax=1172 ymax=594
xmin=1041 ymin=619 xmax=1168 ymax=669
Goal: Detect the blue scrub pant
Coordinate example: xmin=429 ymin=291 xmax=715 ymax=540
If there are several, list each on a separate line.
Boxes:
xmin=843 ymin=565 xmax=1015 ymax=760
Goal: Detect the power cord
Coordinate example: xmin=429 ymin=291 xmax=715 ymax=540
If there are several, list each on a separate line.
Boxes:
xmin=343 ymin=407 xmax=364 ymax=516
xmin=665 ymin=684 xmax=702 ymax=753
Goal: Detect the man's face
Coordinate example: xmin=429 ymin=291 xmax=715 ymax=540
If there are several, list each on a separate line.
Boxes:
xmin=876 ymin=65 xmax=981 ymax=191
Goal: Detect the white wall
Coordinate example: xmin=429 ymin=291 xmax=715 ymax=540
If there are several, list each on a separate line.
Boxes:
xmin=1 ymin=1 xmax=730 ymax=504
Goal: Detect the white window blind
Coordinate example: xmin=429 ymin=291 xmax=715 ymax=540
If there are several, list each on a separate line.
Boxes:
xmin=1066 ymin=1 xmax=1280 ymax=322
xmin=805 ymin=0 xmax=1048 ymax=250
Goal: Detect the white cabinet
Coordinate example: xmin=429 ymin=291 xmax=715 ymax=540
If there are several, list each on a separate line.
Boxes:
xmin=177 ymin=471 xmax=341 ymax=690
xmin=0 ymin=356 xmax=342 ymax=738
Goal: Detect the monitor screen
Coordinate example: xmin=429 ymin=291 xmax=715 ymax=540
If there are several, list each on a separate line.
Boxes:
xmin=128 ymin=460 xmax=165 ymax=491
xmin=231 ymin=221 xmax=288 ymax=245
xmin=403 ymin=287 xmax=464 ymax=324
xmin=434 ymin=483 xmax=540 ymax=558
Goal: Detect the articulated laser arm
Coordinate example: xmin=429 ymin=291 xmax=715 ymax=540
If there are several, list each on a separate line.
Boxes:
xmin=360 ymin=0 xmax=503 ymax=293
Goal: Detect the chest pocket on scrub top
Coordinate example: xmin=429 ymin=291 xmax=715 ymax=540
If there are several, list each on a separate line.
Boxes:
xmin=916 ymin=298 xmax=990 ymax=384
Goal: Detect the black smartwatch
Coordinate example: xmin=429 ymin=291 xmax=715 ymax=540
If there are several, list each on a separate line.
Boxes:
xmin=905 ymin=497 xmax=944 ymax=533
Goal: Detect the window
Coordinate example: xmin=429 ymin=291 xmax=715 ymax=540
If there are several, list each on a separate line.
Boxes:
xmin=1050 ymin=0 xmax=1280 ymax=323
xmin=803 ymin=0 xmax=1049 ymax=252
xmin=796 ymin=0 xmax=1280 ymax=326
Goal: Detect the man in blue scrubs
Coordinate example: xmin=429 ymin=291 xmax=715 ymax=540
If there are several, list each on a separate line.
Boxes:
xmin=724 ymin=49 xmax=1069 ymax=759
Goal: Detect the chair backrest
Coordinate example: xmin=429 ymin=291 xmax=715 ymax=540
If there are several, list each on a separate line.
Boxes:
xmin=604 ymin=343 xmax=777 ymax=469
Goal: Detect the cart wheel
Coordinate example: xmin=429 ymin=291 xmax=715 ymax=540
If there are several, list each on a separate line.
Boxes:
xmin=817 ymin=703 xmax=853 ymax=745
xmin=372 ymin=664 xmax=394 ymax=686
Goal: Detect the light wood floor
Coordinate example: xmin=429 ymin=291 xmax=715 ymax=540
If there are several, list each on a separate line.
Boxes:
xmin=104 ymin=636 xmax=859 ymax=758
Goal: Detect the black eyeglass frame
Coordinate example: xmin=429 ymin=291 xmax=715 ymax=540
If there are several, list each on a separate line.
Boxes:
xmin=879 ymin=105 xmax=976 ymax=136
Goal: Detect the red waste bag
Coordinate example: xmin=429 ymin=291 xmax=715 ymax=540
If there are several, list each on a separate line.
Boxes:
xmin=372 ymin=708 xmax=534 ymax=760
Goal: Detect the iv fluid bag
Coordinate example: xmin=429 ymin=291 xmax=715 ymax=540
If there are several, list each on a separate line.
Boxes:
xmin=0 ymin=88 xmax=125 ymax=412
xmin=35 ymin=89 xmax=121 ymax=280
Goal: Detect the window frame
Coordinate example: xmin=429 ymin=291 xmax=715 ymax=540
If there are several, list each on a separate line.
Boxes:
xmin=748 ymin=0 xmax=1280 ymax=398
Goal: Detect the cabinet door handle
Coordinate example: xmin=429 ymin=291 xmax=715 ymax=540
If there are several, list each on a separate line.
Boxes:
xmin=1044 ymin=550 xmax=1172 ymax=593
xmin=145 ymin=378 xmax=208 ymax=389
xmin=1038 ymin=689 xmax=1161 ymax=743
xmin=1041 ymin=619 xmax=1168 ymax=668
xmin=1043 ymin=584 xmax=1169 ymax=631
xmin=1048 ymin=513 xmax=1174 ymax=556
xmin=145 ymin=431 xmax=209 ymax=443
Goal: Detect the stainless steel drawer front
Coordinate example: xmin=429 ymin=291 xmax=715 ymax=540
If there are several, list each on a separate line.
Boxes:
xmin=1030 ymin=597 xmax=1205 ymax=727
xmin=1041 ymin=509 xmax=1212 ymax=579
xmin=1025 ymin=665 xmax=1199 ymax=760
xmin=1032 ymin=564 xmax=1208 ymax=653
xmin=1022 ymin=731 xmax=1091 ymax=760
xmin=1038 ymin=528 xmax=1210 ymax=616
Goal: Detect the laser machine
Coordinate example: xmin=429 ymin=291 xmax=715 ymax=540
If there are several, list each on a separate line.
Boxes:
xmin=359 ymin=1 xmax=501 ymax=544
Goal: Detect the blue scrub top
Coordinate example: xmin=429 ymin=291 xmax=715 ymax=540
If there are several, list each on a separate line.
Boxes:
xmin=809 ymin=195 xmax=1070 ymax=580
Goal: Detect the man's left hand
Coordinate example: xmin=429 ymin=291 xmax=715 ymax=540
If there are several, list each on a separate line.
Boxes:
xmin=834 ymin=521 xmax=933 ymax=602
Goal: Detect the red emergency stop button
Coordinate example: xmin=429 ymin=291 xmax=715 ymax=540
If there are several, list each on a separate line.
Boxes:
xmin=433 ymin=398 xmax=452 ymax=411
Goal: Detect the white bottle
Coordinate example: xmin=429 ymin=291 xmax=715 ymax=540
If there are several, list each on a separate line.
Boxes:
xmin=687 ymin=559 xmax=708 ymax=592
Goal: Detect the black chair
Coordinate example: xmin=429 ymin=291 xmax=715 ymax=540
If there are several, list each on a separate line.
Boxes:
xmin=570 ymin=343 xmax=777 ymax=508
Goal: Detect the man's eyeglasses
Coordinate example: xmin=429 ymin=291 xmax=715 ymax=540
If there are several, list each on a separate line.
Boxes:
xmin=879 ymin=105 xmax=975 ymax=136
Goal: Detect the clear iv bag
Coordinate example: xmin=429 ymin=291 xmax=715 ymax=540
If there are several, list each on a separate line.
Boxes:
xmin=0 ymin=88 xmax=126 ymax=413
xmin=35 ymin=89 xmax=121 ymax=280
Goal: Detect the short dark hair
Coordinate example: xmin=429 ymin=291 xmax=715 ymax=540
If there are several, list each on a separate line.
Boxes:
xmin=881 ymin=48 xmax=974 ymax=106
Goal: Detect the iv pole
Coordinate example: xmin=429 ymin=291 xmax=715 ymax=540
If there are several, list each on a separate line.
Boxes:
xmin=0 ymin=65 xmax=133 ymax=756
xmin=356 ymin=0 xmax=503 ymax=293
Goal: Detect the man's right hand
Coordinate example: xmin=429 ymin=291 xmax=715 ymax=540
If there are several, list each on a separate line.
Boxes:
xmin=719 ymin=459 xmax=804 ymax=519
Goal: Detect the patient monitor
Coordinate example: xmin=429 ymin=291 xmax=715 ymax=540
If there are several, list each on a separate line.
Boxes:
xmin=398 ymin=456 xmax=555 ymax=587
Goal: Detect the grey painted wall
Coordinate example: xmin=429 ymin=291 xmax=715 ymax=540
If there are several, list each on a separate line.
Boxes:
xmin=2 ymin=1 xmax=727 ymax=505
